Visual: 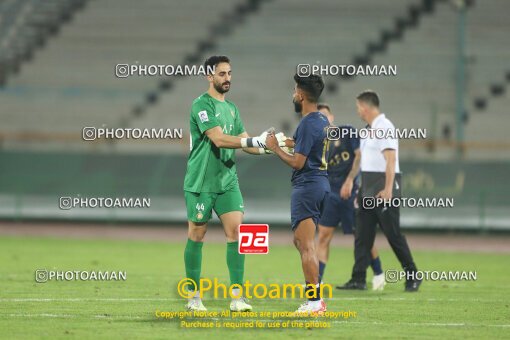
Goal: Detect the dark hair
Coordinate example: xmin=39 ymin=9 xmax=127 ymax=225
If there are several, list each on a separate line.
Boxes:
xmin=356 ymin=90 xmax=379 ymax=107
xmin=204 ymin=55 xmax=230 ymax=75
xmin=317 ymin=103 xmax=330 ymax=111
xmin=293 ymin=74 xmax=324 ymax=103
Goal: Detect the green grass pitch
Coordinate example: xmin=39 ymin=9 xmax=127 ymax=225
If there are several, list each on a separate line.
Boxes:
xmin=1 ymin=235 xmax=509 ymax=339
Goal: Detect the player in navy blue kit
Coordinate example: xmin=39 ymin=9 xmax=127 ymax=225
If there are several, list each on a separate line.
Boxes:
xmin=266 ymin=74 xmax=329 ymax=314
xmin=316 ymin=104 xmax=385 ymax=291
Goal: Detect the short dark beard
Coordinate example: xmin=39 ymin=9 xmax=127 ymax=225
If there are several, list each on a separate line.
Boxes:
xmin=293 ymin=98 xmax=302 ymax=113
xmin=214 ymin=81 xmax=230 ymax=94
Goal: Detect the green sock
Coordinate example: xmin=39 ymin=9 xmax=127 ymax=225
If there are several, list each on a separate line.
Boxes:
xmin=184 ymin=239 xmax=203 ymax=290
xmin=226 ymin=242 xmax=245 ymax=286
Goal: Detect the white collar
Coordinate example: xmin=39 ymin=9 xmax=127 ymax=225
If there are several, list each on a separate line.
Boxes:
xmin=370 ymin=113 xmax=385 ymax=127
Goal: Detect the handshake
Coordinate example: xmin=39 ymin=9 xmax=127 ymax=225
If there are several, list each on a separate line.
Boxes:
xmin=240 ymin=127 xmax=294 ymax=155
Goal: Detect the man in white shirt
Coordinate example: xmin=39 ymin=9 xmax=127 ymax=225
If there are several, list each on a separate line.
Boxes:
xmin=338 ymin=90 xmax=421 ymax=292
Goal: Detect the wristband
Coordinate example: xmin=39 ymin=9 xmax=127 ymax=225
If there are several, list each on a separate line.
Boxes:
xmin=241 ymin=137 xmax=266 ymax=148
xmin=240 ymin=137 xmax=249 ymax=148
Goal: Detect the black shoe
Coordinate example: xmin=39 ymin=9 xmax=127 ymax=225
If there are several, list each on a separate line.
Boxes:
xmin=336 ymin=280 xmax=367 ymax=290
xmin=405 ymin=279 xmax=422 ymax=292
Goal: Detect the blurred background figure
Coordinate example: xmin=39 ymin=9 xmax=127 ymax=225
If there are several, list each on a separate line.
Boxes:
xmin=315 ymin=103 xmax=384 ymax=290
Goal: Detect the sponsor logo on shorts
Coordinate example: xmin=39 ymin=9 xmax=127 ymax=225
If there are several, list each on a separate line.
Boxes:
xmin=195 ymin=203 xmax=205 ymax=220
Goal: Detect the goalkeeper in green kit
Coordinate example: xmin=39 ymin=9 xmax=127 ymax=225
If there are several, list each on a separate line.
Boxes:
xmin=183 ymin=55 xmax=287 ymax=312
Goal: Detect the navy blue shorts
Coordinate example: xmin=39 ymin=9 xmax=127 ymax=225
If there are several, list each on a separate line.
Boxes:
xmin=319 ymin=187 xmax=357 ymax=234
xmin=291 ymin=182 xmax=329 ymax=231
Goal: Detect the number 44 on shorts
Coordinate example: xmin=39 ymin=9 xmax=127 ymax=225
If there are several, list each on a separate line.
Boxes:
xmin=238 ymin=224 xmax=269 ymax=254
xmin=195 ymin=203 xmax=205 ymax=221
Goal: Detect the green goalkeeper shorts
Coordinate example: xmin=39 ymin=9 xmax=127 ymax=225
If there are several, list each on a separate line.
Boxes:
xmin=184 ymin=184 xmax=244 ymax=223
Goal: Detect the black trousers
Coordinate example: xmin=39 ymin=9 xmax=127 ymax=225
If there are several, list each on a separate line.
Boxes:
xmin=351 ymin=204 xmax=417 ymax=282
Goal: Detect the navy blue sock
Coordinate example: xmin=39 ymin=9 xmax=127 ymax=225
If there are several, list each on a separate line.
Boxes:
xmin=318 ymin=261 xmax=326 ymax=282
xmin=371 ymin=256 xmax=383 ymax=275
xmin=305 ymin=282 xmax=321 ymax=301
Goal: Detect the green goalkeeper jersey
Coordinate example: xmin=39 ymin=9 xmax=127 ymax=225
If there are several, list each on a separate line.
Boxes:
xmin=183 ymin=92 xmax=246 ymax=193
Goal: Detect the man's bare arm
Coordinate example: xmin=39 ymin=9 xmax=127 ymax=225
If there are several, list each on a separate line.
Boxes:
xmin=205 ymin=126 xmax=242 ymax=148
xmin=347 ymin=149 xmax=361 ymax=181
xmin=273 ymin=148 xmax=307 ymax=170
xmin=340 ymin=149 xmax=361 ymax=199
xmin=205 ymin=127 xmax=267 ymax=150
xmin=285 ymin=139 xmax=296 ymax=148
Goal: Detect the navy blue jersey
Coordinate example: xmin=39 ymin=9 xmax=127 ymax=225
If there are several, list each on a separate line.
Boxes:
xmin=327 ymin=125 xmax=360 ymax=190
xmin=291 ymin=111 xmax=330 ymax=187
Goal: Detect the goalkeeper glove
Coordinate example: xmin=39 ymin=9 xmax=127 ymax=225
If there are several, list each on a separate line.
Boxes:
xmin=275 ymin=132 xmax=294 ymax=154
xmin=240 ymin=135 xmax=266 ymax=148
xmin=258 ymin=148 xmax=273 ymax=154
xmin=240 ymin=127 xmax=275 ymax=150
xmin=275 ymin=132 xmax=289 ymax=146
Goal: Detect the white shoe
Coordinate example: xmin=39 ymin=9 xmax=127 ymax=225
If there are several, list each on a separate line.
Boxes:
xmin=294 ymin=299 xmax=327 ymax=315
xmin=186 ymin=298 xmax=207 ymax=311
xmin=230 ymin=297 xmax=252 ymax=312
xmin=372 ymin=273 xmax=386 ymax=291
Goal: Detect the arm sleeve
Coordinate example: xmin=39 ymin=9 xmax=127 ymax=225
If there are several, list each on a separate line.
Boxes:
xmin=233 ymin=104 xmax=246 ymax=135
xmin=378 ymin=122 xmax=398 ymax=152
xmin=192 ymin=100 xmax=220 ymax=134
xmin=293 ymin=123 xmax=315 ymax=157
